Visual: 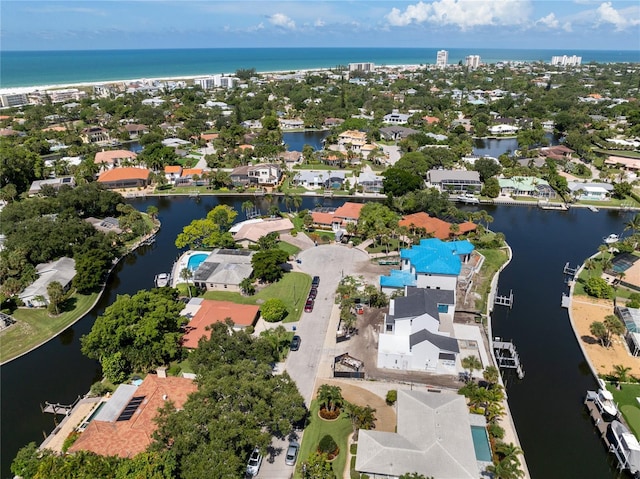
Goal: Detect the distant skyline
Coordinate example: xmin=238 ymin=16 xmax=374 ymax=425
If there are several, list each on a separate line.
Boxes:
xmin=2 ymin=0 xmax=639 ymax=51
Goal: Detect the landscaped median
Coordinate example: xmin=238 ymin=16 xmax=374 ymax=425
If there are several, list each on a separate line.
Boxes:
xmin=0 ymin=292 xmax=98 ymax=364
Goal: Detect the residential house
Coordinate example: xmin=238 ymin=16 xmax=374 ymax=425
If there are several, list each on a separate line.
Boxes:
xmin=230 ymin=164 xmax=282 ymax=187
xmin=231 ymin=218 xmax=294 ymax=247
xmin=97 ymin=168 xmax=151 ymax=189
xmin=377 ymin=287 xmax=458 ymax=373
xmin=19 ymin=257 xmax=76 ymax=307
xmin=323 ymin=118 xmax=344 ymax=128
xmin=192 ymin=248 xmax=254 ymax=292
xmin=399 ymin=212 xmax=476 ymax=240
xmin=181 ymin=299 xmax=260 ymax=348
xmin=605 ymin=156 xmax=640 ymax=172
xmin=94 ymin=150 xmax=139 ymax=170
xmin=426 ymin=170 xmax=481 ymax=194
xmin=175 ymin=168 xmax=204 ymax=187
xmin=291 ymin=170 xmax=347 ymax=190
xmin=356 ymin=390 xmax=483 ymax=479
xmin=382 ymin=110 xmax=411 ymax=125
xmin=356 ymin=171 xmax=384 ymax=193
xmin=123 ymin=123 xmax=149 ymax=139
xmin=81 ymin=126 xmax=110 ymax=144
xmin=538 ymin=145 xmax=575 ymax=161
xmin=164 ymin=165 xmax=183 ymax=183
xmin=379 ymin=126 xmax=419 ymax=141
xmin=498 ymin=176 xmax=555 ymax=198
xmin=278 ymin=151 xmax=303 ymax=169
xmin=488 ymin=123 xmax=519 ymax=135
xmin=310 ymin=201 xmax=364 ymax=233
xmin=380 ymin=238 xmax=474 ymax=295
xmin=279 ymin=118 xmax=304 ymax=129
xmin=338 ymin=130 xmax=367 ymax=152
xmin=28 ymin=177 xmax=75 ymax=196
xmin=567 ymin=181 xmax=614 ymax=201
xmin=85 ymin=217 xmax=123 ymax=235
xmin=69 ymin=375 xmax=197 ymax=458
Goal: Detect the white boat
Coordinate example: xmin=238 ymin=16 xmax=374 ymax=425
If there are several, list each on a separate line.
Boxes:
xmin=154 ymin=273 xmax=170 ymax=287
xmin=610 ymin=419 xmax=640 ymax=477
xmin=595 ymin=379 xmax=619 ymax=417
xmin=457 ymin=194 xmax=480 ymax=205
xmin=587 ymin=205 xmax=599 ymax=213
xmin=604 ymin=234 xmax=619 ymax=245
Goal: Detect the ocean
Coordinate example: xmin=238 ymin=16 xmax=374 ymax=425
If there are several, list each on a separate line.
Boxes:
xmin=1 ymin=47 xmax=639 ymax=90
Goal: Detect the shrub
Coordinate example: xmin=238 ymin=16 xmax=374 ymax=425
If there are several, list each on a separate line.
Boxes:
xmin=584 ymin=276 xmax=614 ymax=299
xmin=62 ymin=431 xmax=80 ymax=453
xmin=261 ymin=298 xmax=288 ymax=322
xmin=89 ymin=381 xmax=114 ymax=397
xmin=385 ymin=389 xmax=397 ymax=405
xmin=350 ymin=443 xmax=358 ymax=455
xmin=318 ymin=434 xmax=339 ymax=457
xmin=487 ymin=423 xmax=505 ymax=440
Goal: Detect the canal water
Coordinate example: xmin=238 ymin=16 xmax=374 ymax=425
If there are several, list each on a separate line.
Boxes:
xmin=0 ymin=197 xmax=631 ymax=479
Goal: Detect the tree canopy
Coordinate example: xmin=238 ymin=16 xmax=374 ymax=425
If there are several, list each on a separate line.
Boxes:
xmin=175 ymin=204 xmax=238 ymax=249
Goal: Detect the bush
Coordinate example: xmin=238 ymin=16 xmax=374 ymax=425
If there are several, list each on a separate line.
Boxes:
xmin=584 ymin=276 xmax=614 ymax=299
xmin=89 ymin=381 xmax=114 ymax=397
xmin=62 ymin=431 xmax=80 ymax=453
xmin=350 ymin=443 xmax=358 ymax=454
xmin=385 ymin=389 xmax=397 ymax=405
xmin=487 ymin=423 xmax=505 ymax=440
xmin=318 ymin=434 xmax=339 ymax=457
xmin=261 ymin=298 xmax=288 ymax=322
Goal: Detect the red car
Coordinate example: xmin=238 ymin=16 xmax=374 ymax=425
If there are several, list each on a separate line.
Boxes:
xmin=304 ymin=299 xmax=314 ymax=312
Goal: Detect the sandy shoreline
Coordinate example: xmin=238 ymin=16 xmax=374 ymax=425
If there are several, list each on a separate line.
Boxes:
xmin=0 ymin=64 xmax=422 ymax=95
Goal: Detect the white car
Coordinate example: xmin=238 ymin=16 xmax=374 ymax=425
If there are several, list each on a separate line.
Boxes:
xmin=246 ymin=447 xmax=262 ymax=476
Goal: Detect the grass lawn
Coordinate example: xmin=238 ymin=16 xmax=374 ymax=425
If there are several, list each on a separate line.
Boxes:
xmin=608 ymin=383 xmax=640 ymax=437
xmin=366 ymin=239 xmax=400 ymax=254
xmin=1 ymin=292 xmax=99 ymax=363
xmin=279 ymin=241 xmax=301 ymax=257
xmin=202 ymin=272 xmax=311 ymax=323
xmin=295 ymin=400 xmax=352 ymax=479
xmin=475 ymin=248 xmax=510 ymax=313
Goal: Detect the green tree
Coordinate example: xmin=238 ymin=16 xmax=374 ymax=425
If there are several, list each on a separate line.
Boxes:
xmin=461 ymin=355 xmax=483 ymax=381
xmin=102 ymin=351 xmax=129 ymax=384
xmin=300 ymin=452 xmax=336 ymax=479
xmin=251 ymin=249 xmax=289 ymax=283
xmin=483 ymin=365 xmax=500 ymax=385
xmin=482 ymin=177 xmax=501 ymax=198
xmin=344 ymin=402 xmax=376 ymax=440
xmin=240 ymin=277 xmax=255 ymax=295
xmin=261 ymin=298 xmax=288 ymax=322
xmin=383 ymin=167 xmax=424 ymax=196
xmin=179 ymin=267 xmax=193 ymax=298
xmin=316 ymin=384 xmax=343 ymax=413
xmin=175 ymin=204 xmax=237 ymax=249
xmin=584 ymin=276 xmax=613 ymax=299
xmin=46 ymin=281 xmax=65 ymax=315
xmin=590 ymin=321 xmax=608 ymax=347
xmin=474 ymin=157 xmax=502 ymax=181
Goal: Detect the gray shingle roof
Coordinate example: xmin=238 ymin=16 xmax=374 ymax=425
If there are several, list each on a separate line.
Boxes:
xmin=409 ymin=328 xmax=460 ymax=352
xmin=392 ymin=287 xmax=454 ymax=320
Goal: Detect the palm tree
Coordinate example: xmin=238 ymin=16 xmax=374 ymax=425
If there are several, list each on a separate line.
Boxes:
xmin=461 ymin=355 xmax=483 ymax=381
xmin=624 ymin=213 xmax=640 ymax=237
xmin=180 ymin=267 xmax=193 ymax=298
xmin=482 ymin=366 xmax=500 ymax=386
xmin=316 ymin=384 xmax=343 ymax=413
xmin=604 ymin=314 xmax=626 ymax=348
xmin=344 ymin=403 xmax=376 ymax=440
xmin=590 ymin=321 xmax=608 ymax=347
xmin=242 ymin=200 xmax=255 ymax=219
xmin=613 ymin=364 xmax=632 ymax=387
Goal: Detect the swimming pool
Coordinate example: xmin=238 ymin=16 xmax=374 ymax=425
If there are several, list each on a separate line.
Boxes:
xmin=187 ymin=253 xmax=209 ymax=271
xmin=471 ymin=425 xmax=492 ymax=462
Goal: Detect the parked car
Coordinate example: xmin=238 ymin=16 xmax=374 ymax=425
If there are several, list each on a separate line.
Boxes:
xmin=355 ymin=304 xmax=364 ymax=315
xmin=312 ymin=276 xmax=320 ymax=286
xmin=304 ymin=299 xmax=314 ymax=313
xmin=290 ymin=335 xmax=301 ymax=351
xmin=285 ymin=441 xmax=300 ymax=466
xmin=308 ymin=288 xmax=317 ymax=300
xmin=246 ymin=447 xmax=262 ymax=476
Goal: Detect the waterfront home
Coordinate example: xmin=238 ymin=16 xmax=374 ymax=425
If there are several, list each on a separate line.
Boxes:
xmin=338 ymin=130 xmax=367 ymax=152
xmin=291 ymin=170 xmax=347 ymax=190
xmin=164 ymin=165 xmax=183 ymax=182
xmin=379 ymin=126 xmax=419 ymax=141
xmin=97 ymin=167 xmax=151 ymax=189
xmin=498 ymin=176 xmax=555 ymax=198
xmin=181 ymin=299 xmax=260 ymax=348
xmin=310 ymin=201 xmax=364 ymax=234
xmin=28 ymin=176 xmax=75 ymax=196
xmin=377 ymin=286 xmax=459 ymax=373
xmin=232 ymin=217 xmax=294 ymax=247
xmin=380 ymin=238 xmax=474 ymax=295
xmin=356 ymin=389 xmax=482 ymax=478
xmin=69 ymin=374 xmax=196 ymax=458
xmin=122 ymin=123 xmax=149 ymax=139
xmin=277 ymin=150 xmax=303 ymax=169
xmin=615 ymin=306 xmax=640 ymax=357
xmin=19 ymin=257 xmax=76 ymax=308
xmin=567 ymin=181 xmax=614 ymax=201
xmin=539 ymin=144 xmax=575 ymax=161
xmin=84 ymin=217 xmax=123 ymax=235
xmin=192 ymin=249 xmax=254 ymax=292
xmin=81 ymin=126 xmax=110 ymax=144
xmin=399 ymin=212 xmax=476 ymax=240
xmin=94 ymin=149 xmax=138 ymax=170
xmin=279 ymin=118 xmax=304 ymax=129
xmin=426 ymin=170 xmax=481 ymax=194
xmin=488 ymin=123 xmax=519 ymax=135
xmin=230 ymin=164 xmax=282 ymax=188
xmin=175 ymin=168 xmax=204 ymax=187
xmin=356 ymin=171 xmax=384 ymax=193
xmin=605 ymin=156 xmax=640 ymax=172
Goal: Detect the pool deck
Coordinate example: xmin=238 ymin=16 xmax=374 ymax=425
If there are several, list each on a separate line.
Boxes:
xmin=170 ymin=250 xmax=209 ymax=287
xmin=39 ymin=397 xmax=102 ymax=452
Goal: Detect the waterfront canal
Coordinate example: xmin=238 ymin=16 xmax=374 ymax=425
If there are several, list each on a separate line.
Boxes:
xmin=0 ymin=197 xmax=632 ymax=478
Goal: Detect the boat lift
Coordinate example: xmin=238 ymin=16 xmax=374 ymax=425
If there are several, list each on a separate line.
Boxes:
xmin=494 ymin=289 xmax=514 ymax=309
xmin=493 ymin=338 xmax=525 ymax=379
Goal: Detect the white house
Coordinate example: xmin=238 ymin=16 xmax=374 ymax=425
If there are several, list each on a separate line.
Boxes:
xmin=489 ymin=124 xmax=519 ymax=135
xmin=19 ymin=257 xmax=76 ymax=308
xmin=383 ymin=110 xmax=410 ymax=125
xmin=568 ymin=181 xmax=614 ymax=201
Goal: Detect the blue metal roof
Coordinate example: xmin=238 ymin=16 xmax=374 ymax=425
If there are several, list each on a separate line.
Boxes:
xmin=400 ymin=238 xmax=474 ymax=275
xmin=380 ymin=270 xmax=417 ymax=288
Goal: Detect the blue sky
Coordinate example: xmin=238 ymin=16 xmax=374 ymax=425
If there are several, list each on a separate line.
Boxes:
xmin=2 ymin=0 xmax=639 ymax=51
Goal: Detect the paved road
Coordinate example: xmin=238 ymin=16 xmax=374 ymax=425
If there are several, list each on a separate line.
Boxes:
xmin=256 ymin=244 xmax=370 ymax=479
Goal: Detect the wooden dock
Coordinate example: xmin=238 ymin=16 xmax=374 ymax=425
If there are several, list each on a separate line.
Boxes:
xmin=494 ymin=289 xmax=514 ymax=309
xmin=493 ymin=338 xmax=525 ymax=379
xmin=41 ymin=396 xmax=81 ymax=416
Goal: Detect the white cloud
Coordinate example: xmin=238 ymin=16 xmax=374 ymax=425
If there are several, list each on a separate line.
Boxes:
xmin=536 ymin=13 xmax=559 ymax=29
xmin=386 ymin=0 xmax=532 ymax=30
xmin=268 ymin=13 xmax=296 ymax=30
xmin=595 ymin=1 xmax=640 ymax=31
xmin=314 ymin=18 xmax=325 ymax=27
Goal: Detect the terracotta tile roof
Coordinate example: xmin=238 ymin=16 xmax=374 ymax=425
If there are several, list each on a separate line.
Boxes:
xmin=164 ymin=165 xmax=182 ymax=174
xmin=69 ymin=375 xmax=197 ymax=458
xmin=399 ymin=212 xmax=476 ymax=240
xmin=42 ymin=125 xmax=68 ymax=132
xmin=95 ymin=149 xmax=137 ymax=164
xmin=200 ymin=133 xmax=219 ymax=141
xmin=0 ymin=115 xmax=12 ymax=120
xmin=98 ymin=167 xmax=150 ymax=182
xmin=238 ymin=144 xmax=254 ymax=151
xmin=334 ymin=202 xmax=365 ymax=220
xmin=181 ymin=168 xmax=203 ymax=177
xmin=182 ymin=300 xmax=260 ymax=348
xmin=311 ymin=212 xmax=336 ymax=226
xmin=423 ymin=116 xmax=440 ymax=124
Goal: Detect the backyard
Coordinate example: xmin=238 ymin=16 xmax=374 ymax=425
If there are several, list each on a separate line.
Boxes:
xmin=609 ymin=382 xmax=640 ymax=438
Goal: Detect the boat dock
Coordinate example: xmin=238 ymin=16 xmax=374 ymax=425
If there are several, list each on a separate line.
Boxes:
xmin=585 ymin=390 xmax=612 ymax=446
xmin=41 ymin=395 xmax=81 ymax=416
xmin=493 ymin=338 xmax=525 ymax=379
xmin=494 ymin=289 xmax=514 ymax=309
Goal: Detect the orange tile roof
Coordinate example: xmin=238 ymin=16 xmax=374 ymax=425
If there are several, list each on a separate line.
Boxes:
xmin=334 ymin=202 xmax=365 ymax=220
xmin=0 ymin=115 xmax=12 ymax=120
xmin=164 ymin=165 xmax=182 ymax=173
xmin=399 ymin=212 xmax=476 ymax=240
xmin=200 ymin=133 xmax=219 ymax=141
xmin=182 ymin=300 xmax=260 ymax=348
xmin=69 ymin=375 xmax=197 ymax=458
xmin=42 ymin=125 xmax=68 ymax=132
xmin=98 ymin=167 xmax=150 ymax=182
xmin=238 ymin=144 xmax=254 ymax=150
xmin=423 ymin=116 xmax=440 ymax=124
xmin=311 ymin=212 xmax=336 ymax=226
xmin=181 ymin=168 xmax=203 ymax=177
xmin=95 ymin=149 xmax=137 ymax=164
